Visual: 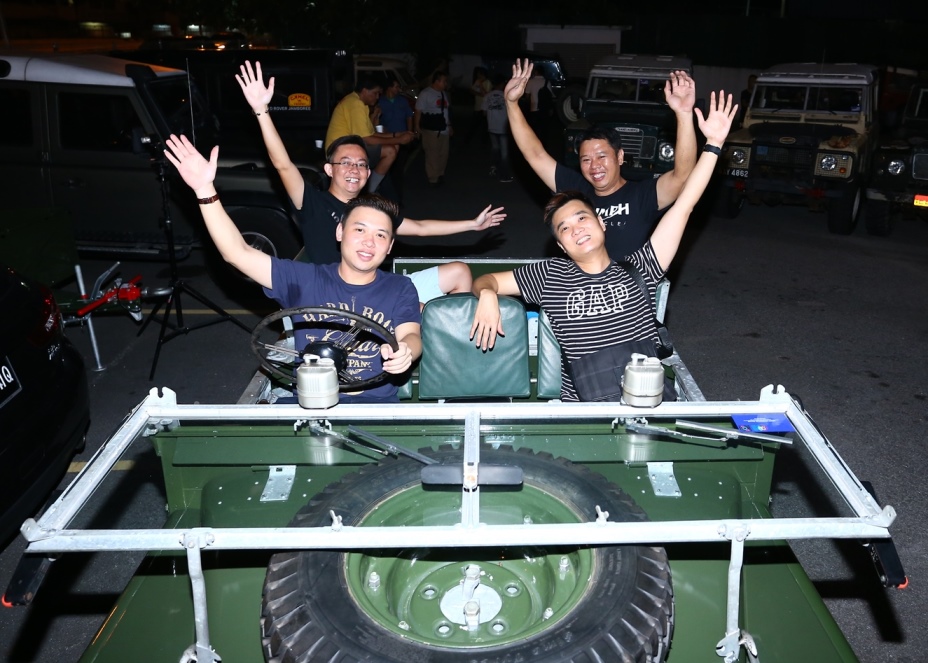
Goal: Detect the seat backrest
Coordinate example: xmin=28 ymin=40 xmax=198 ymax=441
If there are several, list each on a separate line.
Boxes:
xmin=535 ymin=309 xmax=563 ymax=399
xmin=418 ymin=294 xmax=530 ymax=400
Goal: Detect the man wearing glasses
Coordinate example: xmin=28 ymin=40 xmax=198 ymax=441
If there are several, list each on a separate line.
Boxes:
xmin=324 ymin=75 xmax=416 ymax=194
xmin=237 ymin=61 xmax=506 ymax=305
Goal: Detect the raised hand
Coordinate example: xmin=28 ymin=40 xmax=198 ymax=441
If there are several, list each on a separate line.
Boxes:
xmin=504 ymin=59 xmax=533 ymax=103
xmin=235 ymin=60 xmax=274 ymax=113
xmin=473 ymin=204 xmax=507 ymax=231
xmin=695 ymin=90 xmax=738 ymax=147
xmin=163 ymin=134 xmax=218 ymax=194
xmin=664 ymin=70 xmax=696 ymax=115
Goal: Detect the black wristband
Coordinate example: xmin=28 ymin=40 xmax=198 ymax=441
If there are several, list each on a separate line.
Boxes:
xmin=703 ymin=144 xmax=722 ymax=155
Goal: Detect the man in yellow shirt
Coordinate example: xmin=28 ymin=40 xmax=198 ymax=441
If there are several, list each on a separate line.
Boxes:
xmin=326 ymin=77 xmax=417 ymax=192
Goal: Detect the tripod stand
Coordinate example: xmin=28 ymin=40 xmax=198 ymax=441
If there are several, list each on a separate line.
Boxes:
xmin=138 ymin=156 xmax=251 ymax=380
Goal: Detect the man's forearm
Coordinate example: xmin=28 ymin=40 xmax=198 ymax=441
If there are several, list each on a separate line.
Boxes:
xmin=506 ymin=99 xmax=542 ymax=159
xmin=255 ymin=114 xmax=294 ymax=171
xmin=399 ymin=332 xmax=423 ymax=362
xmin=672 ymin=110 xmax=698 ymax=180
xmin=506 ymin=99 xmax=557 ymax=190
xmin=397 ymin=217 xmax=480 ymax=237
xmin=472 ymin=273 xmax=500 ymax=296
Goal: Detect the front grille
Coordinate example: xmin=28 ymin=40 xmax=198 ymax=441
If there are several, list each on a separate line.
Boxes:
xmin=913 ymin=153 xmax=928 ymax=181
xmin=754 ymin=145 xmax=814 ymax=168
xmin=617 ymin=128 xmax=644 ymax=158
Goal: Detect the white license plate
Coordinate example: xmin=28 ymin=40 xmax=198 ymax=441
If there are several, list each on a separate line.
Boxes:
xmin=0 ymin=356 xmax=23 ymax=409
xmin=728 ymin=168 xmax=749 ymax=178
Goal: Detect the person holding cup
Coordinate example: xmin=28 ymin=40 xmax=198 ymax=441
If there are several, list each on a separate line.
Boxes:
xmin=324 ymin=75 xmax=416 ymax=193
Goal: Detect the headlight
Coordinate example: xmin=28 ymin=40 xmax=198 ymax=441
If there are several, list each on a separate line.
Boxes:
xmin=658 ymin=142 xmax=674 ymax=161
xmin=887 ymin=159 xmax=905 ymax=176
xmin=819 ymin=154 xmax=837 ymax=171
xmin=731 ymin=148 xmax=747 ymax=165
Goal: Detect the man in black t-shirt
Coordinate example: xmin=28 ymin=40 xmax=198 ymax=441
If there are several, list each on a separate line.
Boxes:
xmin=236 ymin=61 xmax=507 ymax=304
xmin=505 ymin=59 xmax=699 ymax=260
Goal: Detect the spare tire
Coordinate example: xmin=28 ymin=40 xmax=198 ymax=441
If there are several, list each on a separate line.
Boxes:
xmin=261 ymin=448 xmax=673 ymax=662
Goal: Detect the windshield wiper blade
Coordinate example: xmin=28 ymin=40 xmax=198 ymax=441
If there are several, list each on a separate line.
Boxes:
xmin=625 ymin=420 xmax=792 ymax=445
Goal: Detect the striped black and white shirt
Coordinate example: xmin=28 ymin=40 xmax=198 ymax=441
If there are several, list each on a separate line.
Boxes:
xmin=514 ymin=242 xmax=665 ymax=401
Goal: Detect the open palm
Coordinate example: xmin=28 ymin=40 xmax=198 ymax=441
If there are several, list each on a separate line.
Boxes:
xmin=235 ymin=60 xmax=274 ymax=110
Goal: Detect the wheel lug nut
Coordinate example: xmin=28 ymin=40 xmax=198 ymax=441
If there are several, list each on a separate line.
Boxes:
xmin=558 ymin=556 xmax=570 ymax=571
xmin=368 ymin=571 xmax=381 ymax=590
xmin=543 ymin=607 xmax=554 ymax=620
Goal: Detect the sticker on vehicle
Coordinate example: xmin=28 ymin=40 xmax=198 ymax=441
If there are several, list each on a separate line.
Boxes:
xmin=0 ymin=356 xmax=23 ymax=408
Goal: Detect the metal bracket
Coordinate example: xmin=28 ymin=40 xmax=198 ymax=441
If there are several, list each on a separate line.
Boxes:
xmin=715 ymin=523 xmax=756 ymax=663
xmin=260 ymin=465 xmax=296 ymax=502
xmin=179 ymin=530 xmax=221 ymax=663
xmin=460 ymin=411 xmax=481 ymax=528
xmin=647 ymin=462 xmax=681 ymax=497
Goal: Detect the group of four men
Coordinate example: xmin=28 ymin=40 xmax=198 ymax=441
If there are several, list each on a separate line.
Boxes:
xmin=164 ymin=59 xmax=737 ymax=403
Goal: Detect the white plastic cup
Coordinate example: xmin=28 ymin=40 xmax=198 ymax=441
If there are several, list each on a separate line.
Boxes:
xmin=375 ymin=125 xmax=384 ymax=133
xmin=314 ymin=139 xmax=323 ymax=149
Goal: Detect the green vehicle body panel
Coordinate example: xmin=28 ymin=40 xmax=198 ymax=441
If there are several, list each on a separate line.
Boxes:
xmin=76 ymin=421 xmax=857 ymax=662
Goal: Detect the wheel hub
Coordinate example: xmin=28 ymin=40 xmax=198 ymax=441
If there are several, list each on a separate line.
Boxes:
xmin=438 ymin=565 xmax=503 ymax=628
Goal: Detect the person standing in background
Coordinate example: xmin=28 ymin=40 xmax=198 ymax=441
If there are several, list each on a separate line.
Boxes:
xmin=325 ymin=76 xmax=416 ymax=193
xmin=482 ymin=75 xmax=512 ymax=183
xmin=415 ymin=71 xmax=452 ymax=188
xmin=378 ymin=77 xmax=416 ymax=202
xmin=466 ymin=66 xmax=491 ymax=144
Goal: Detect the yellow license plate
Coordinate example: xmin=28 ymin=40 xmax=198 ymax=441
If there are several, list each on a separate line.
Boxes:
xmin=915 ymin=194 xmax=928 ymax=207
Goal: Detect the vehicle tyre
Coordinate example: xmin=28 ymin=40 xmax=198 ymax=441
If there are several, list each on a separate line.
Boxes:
xmin=862 ymin=200 xmax=893 ymax=237
xmin=555 ymin=85 xmax=585 ymax=126
xmin=207 ymin=207 xmax=302 ymax=294
xmin=717 ymin=185 xmax=745 ymax=219
xmin=827 ymin=186 xmax=861 ymax=235
xmin=262 ymin=448 xmax=673 ymax=663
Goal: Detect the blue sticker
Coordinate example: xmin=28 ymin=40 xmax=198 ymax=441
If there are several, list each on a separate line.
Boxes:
xmin=731 ymin=413 xmax=795 ymax=433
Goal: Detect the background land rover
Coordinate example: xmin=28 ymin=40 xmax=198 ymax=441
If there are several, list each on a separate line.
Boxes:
xmin=563 ymin=54 xmax=693 ymax=181
xmin=863 ymin=83 xmax=928 ymax=236
xmin=0 ymin=54 xmax=317 ymax=284
xmin=718 ymin=62 xmax=879 ymax=235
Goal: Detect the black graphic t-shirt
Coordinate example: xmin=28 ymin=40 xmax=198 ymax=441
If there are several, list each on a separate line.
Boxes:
xmin=555 ymin=164 xmax=660 ymax=260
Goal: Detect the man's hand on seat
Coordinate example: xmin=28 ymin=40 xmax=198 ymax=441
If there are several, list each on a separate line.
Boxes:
xmin=470 ymin=292 xmax=505 ymax=351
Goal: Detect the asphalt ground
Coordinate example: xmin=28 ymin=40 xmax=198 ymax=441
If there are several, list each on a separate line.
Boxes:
xmin=1 ymin=118 xmax=926 ymax=662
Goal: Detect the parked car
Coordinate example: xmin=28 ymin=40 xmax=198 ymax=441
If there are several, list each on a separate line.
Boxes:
xmin=110 ymin=46 xmax=352 ymax=156
xmin=0 ymin=265 xmax=90 ymax=545
xmin=353 ymin=54 xmax=418 ymax=101
xmin=483 ymin=51 xmax=585 ymax=126
xmin=0 ymin=53 xmax=320 ymax=281
xmin=863 ymin=83 xmax=928 ymax=236
xmin=563 ymin=54 xmax=693 ymax=180
xmin=718 ymin=62 xmax=880 ymax=234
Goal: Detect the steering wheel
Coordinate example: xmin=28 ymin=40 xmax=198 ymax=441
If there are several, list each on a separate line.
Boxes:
xmin=251 ymin=306 xmax=399 ymax=391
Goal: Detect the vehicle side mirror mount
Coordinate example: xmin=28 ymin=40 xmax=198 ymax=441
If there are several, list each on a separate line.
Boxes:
xmin=132 ymin=128 xmax=161 ymax=156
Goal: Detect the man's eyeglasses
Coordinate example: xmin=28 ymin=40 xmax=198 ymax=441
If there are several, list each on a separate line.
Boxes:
xmin=330 ymin=159 xmax=370 ymax=169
